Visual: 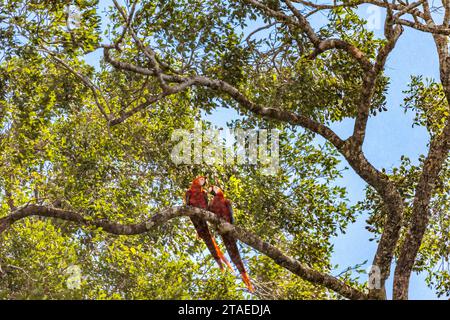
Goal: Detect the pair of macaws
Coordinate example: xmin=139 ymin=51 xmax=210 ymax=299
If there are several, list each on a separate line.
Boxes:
xmin=185 ymin=176 xmax=254 ymax=292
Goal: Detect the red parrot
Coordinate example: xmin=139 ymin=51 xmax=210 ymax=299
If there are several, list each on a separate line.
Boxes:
xmin=208 ymin=185 xmax=254 ymax=292
xmin=185 ymin=176 xmax=232 ymax=271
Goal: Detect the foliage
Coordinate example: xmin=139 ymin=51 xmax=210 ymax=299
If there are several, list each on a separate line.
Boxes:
xmin=0 ymin=0 xmax=448 ymax=299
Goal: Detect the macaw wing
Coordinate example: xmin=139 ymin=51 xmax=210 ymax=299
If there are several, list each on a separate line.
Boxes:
xmin=190 ymin=216 xmax=225 ymax=270
xmin=185 ymin=190 xmax=191 ymax=205
xmin=202 ymin=190 xmax=208 ymax=206
xmin=225 ymin=199 xmax=234 ymax=224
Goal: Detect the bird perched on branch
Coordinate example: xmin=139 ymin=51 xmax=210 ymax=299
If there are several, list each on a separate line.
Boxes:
xmin=185 ymin=176 xmax=232 ymax=271
xmin=208 ymin=185 xmax=254 ymax=292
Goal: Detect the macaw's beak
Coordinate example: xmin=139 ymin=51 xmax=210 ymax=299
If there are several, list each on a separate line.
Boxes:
xmin=208 ymin=186 xmax=215 ymax=196
xmin=197 ymin=176 xmax=207 ymax=186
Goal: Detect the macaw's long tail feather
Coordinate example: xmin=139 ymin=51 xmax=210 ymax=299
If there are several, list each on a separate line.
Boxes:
xmin=190 ymin=217 xmax=224 ymax=270
xmin=212 ymin=237 xmax=233 ymax=271
xmin=222 ymin=234 xmax=254 ymax=292
xmin=241 ymin=271 xmax=254 ymax=292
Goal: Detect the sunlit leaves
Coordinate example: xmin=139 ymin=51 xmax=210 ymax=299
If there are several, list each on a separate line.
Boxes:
xmin=0 ymin=0 xmax=409 ymax=299
xmin=404 ymin=76 xmax=449 ymax=136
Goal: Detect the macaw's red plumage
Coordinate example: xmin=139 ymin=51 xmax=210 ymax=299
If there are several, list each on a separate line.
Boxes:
xmin=185 ymin=176 xmax=232 ymax=271
xmin=208 ymin=186 xmax=254 ymax=293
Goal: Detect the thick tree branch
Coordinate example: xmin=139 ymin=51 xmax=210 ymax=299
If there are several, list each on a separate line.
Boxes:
xmin=393 ymin=122 xmax=450 ymax=299
xmin=103 ymin=47 xmax=346 ymax=147
xmin=340 ymin=142 xmax=404 ymax=299
xmin=351 ymin=3 xmax=403 ymax=147
xmin=0 ymin=204 xmax=367 ymax=300
xmin=444 ymin=0 xmax=450 ymax=25
xmin=393 ymin=24 xmax=450 ymax=299
xmin=395 ymin=18 xmax=450 ymax=35
xmin=307 ymin=38 xmax=369 ymax=66
xmin=338 ymin=9 xmax=404 ymax=299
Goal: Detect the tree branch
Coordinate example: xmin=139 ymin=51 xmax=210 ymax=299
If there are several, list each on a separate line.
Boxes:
xmin=0 ymin=204 xmax=368 ymax=300
xmin=351 ymin=4 xmax=403 ymax=147
xmin=242 ymin=0 xmax=373 ymax=71
xmin=339 ymin=141 xmax=404 ymax=299
xmin=38 ymin=47 xmax=112 ymax=122
xmin=102 ymin=19 xmax=403 ymax=298
xmin=394 ymin=18 xmax=450 ymax=35
xmin=393 ymin=22 xmax=450 ymax=299
xmin=102 ymin=0 xmax=407 ymax=299
xmin=103 ymin=47 xmax=346 ymax=147
xmin=393 ymin=122 xmax=450 ymax=299
xmin=292 ymin=0 xmax=427 ymax=20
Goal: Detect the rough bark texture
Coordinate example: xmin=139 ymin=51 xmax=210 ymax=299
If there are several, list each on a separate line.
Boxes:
xmin=393 ymin=124 xmax=450 ymax=299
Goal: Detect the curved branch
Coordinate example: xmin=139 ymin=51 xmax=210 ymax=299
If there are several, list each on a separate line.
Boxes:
xmin=38 ymin=47 xmax=112 ymax=122
xmin=103 ymin=47 xmax=345 ymax=148
xmin=103 ymin=43 xmax=402 ymax=299
xmin=100 ymin=1 xmax=403 ymax=299
xmin=395 ymin=18 xmax=450 ymax=35
xmin=0 ymin=204 xmax=367 ymax=300
xmin=243 ymin=0 xmax=373 ymax=71
xmin=292 ymin=0 xmax=427 ymax=20
xmin=291 ymin=0 xmax=450 ymax=36
xmin=245 ymin=22 xmax=279 ymax=45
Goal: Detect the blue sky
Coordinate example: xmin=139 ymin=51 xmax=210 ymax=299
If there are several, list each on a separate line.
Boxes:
xmin=202 ymin=6 xmax=442 ymax=299
xmin=328 ymin=18 xmax=438 ymax=299
xmin=86 ymin=1 xmax=444 ymax=299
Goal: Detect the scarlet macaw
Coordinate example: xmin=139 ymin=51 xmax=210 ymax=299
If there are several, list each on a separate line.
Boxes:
xmin=185 ymin=176 xmax=232 ymax=271
xmin=208 ymin=185 xmax=254 ymax=292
